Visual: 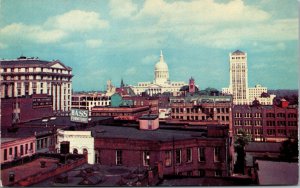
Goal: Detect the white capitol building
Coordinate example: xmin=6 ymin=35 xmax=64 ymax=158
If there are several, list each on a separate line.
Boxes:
xmin=131 ymin=51 xmax=186 ymax=96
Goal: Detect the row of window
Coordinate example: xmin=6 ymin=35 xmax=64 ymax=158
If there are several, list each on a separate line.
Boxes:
xmin=114 ymin=147 xmax=222 ymax=167
xmin=3 ymin=142 xmax=34 ymax=161
xmin=2 ymin=67 xmax=70 ymax=74
xmin=172 ymin=115 xmax=229 ymax=122
xmin=2 ymin=75 xmax=71 ymax=81
xmin=235 ymin=112 xmax=297 ymax=118
xmin=172 ymin=108 xmax=230 ymax=114
xmin=177 ymin=169 xmax=222 ymax=177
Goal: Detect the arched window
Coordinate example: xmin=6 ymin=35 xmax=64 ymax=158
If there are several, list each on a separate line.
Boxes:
xmin=73 ymin=148 xmax=78 ymax=154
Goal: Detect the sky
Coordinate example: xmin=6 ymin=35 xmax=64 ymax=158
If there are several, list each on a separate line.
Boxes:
xmin=0 ymin=0 xmax=298 ymax=91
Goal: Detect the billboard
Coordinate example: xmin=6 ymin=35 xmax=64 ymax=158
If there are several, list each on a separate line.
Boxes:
xmin=70 ymin=108 xmax=89 ymax=123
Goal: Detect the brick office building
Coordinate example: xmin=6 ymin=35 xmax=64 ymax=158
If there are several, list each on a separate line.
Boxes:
xmin=1 ymin=94 xmax=53 ymax=127
xmin=89 ymin=124 xmax=234 ymax=177
xmin=91 ymin=106 xmax=151 ymax=120
xmin=232 ymin=101 xmax=298 ymax=142
xmin=169 ymin=95 xmax=233 ymax=127
xmin=122 ymin=96 xmax=159 ymax=114
xmin=0 ymin=56 xmax=73 ymax=115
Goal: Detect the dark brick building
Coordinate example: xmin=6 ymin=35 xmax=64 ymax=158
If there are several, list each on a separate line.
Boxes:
xmin=232 ymin=103 xmax=298 ymax=142
xmin=89 ymin=124 xmax=234 ymax=177
xmin=1 ymin=94 xmax=53 ymax=127
xmin=169 ymin=95 xmax=232 ymax=127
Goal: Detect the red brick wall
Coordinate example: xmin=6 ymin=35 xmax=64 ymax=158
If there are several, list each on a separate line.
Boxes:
xmin=95 ymin=137 xmax=230 ymax=177
xmin=1 ymin=97 xmax=53 ymax=127
xmin=15 ymin=158 xmax=86 ymax=186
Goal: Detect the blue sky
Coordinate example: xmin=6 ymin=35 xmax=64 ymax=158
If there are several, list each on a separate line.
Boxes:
xmin=0 ymin=0 xmax=298 ymax=91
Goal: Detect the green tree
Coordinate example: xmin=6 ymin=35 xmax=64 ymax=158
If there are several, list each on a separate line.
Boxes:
xmin=234 ymin=130 xmax=252 ymax=174
xmin=279 ymin=138 xmax=298 ymax=162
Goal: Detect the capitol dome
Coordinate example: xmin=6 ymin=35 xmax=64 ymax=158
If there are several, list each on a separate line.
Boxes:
xmin=154 ymin=50 xmax=169 ymax=85
xmin=155 ymin=51 xmax=168 ymax=71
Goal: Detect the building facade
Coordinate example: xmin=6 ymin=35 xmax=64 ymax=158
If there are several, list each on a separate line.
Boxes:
xmin=222 ymin=50 xmax=275 ymax=105
xmin=0 ymin=56 xmax=73 ymax=114
xmin=131 ymin=51 xmax=186 ymax=96
xmin=232 ymin=103 xmax=298 ymax=142
xmin=56 ymin=129 xmax=95 ymax=164
xmin=1 ymin=94 xmax=53 ymax=127
xmin=91 ymin=106 xmax=151 ymax=120
xmin=169 ymin=95 xmax=233 ymax=127
xmin=90 ymin=124 xmax=234 ymax=177
xmin=72 ymin=93 xmax=111 ymax=115
xmin=1 ymin=136 xmax=36 ymax=164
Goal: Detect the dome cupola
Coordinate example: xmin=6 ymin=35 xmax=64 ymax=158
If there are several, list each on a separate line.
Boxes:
xmin=154 ymin=50 xmax=169 ymax=85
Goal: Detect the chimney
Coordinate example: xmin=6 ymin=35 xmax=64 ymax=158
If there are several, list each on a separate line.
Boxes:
xmin=280 ymin=98 xmax=289 ymax=108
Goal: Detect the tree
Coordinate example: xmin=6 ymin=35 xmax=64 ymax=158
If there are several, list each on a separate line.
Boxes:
xmin=234 ymin=130 xmax=252 ymax=174
xmin=279 ymin=138 xmax=298 ymax=162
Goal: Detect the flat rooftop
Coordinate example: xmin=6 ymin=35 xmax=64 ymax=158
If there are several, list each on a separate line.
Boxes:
xmin=88 ymin=124 xmax=226 ymax=142
xmin=257 ymin=160 xmax=299 ymax=185
xmin=159 ymin=176 xmax=252 ymax=186
xmin=1 ymin=158 xmax=59 ymax=186
xmin=32 ymin=163 xmax=148 ymax=187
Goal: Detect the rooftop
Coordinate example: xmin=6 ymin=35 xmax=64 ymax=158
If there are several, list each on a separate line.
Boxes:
xmin=139 ymin=114 xmax=158 ymax=120
xmin=0 ymin=56 xmax=72 ymax=70
xmin=88 ymin=124 xmax=226 ymax=142
xmin=1 ymin=157 xmax=59 ymax=186
xmin=245 ymin=142 xmax=282 ymax=153
xmin=256 ymin=160 xmax=299 ymax=185
xmin=232 ymin=50 xmax=245 ymax=55
xmin=32 ymin=163 xmax=149 ymax=187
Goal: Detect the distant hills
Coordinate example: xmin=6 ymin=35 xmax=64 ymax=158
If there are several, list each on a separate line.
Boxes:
xmin=269 ymin=89 xmax=298 ymax=97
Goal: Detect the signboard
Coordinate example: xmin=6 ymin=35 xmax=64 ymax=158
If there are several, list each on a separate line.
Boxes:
xmin=32 ymin=97 xmax=53 ymax=108
xmin=70 ymin=108 xmax=89 ymax=123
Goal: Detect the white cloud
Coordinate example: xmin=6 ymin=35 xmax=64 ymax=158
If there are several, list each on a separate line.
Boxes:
xmin=0 ymin=10 xmax=109 ymax=46
xmin=46 ymin=10 xmax=109 ymax=32
xmin=109 ymin=0 xmax=138 ymax=19
xmin=115 ymin=0 xmax=296 ymax=49
xmin=135 ymin=0 xmax=270 ymax=24
xmin=0 ymin=23 xmax=66 ymax=43
xmin=0 ymin=42 xmax=7 ymax=49
xmin=85 ymin=39 xmax=103 ymax=48
xmin=125 ymin=67 xmax=137 ymax=75
xmin=141 ymin=54 xmax=158 ymax=64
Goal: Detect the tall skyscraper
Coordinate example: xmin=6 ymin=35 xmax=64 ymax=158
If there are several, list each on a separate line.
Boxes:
xmin=222 ymin=50 xmax=275 ymax=105
xmin=229 ymin=50 xmax=249 ymax=104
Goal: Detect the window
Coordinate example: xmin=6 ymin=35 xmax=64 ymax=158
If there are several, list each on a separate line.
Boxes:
xmin=165 ymin=150 xmax=172 ymax=167
xmin=186 ymin=148 xmax=192 ymax=163
xmin=214 ymin=147 xmax=221 ymax=162
xmin=14 ymin=146 xmax=18 ymax=158
xmin=187 ymin=171 xmax=193 ymax=176
xmin=73 ymin=148 xmax=78 ymax=154
xmin=175 ymin=149 xmax=181 ymax=164
xmin=30 ymin=143 xmax=33 ymax=150
xmin=143 ymin=151 xmax=150 ymax=166
xmin=215 ymin=170 xmax=222 ymax=177
xmin=198 ymin=147 xmax=205 ymax=162
xmin=9 ymin=148 xmax=12 ymax=155
xmin=20 ymin=145 xmax=24 ymax=155
xmin=116 ymin=150 xmax=122 ymax=165
xmin=4 ymin=149 xmax=7 ymax=161
xmin=267 ymin=129 xmax=276 ymax=135
xmin=198 ymin=169 xmax=205 ymax=177
xmin=25 ymin=144 xmax=28 ymax=154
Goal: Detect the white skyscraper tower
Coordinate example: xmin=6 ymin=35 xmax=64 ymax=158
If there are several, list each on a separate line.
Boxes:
xmin=222 ymin=50 xmax=275 ymax=105
xmin=229 ymin=50 xmax=249 ymax=104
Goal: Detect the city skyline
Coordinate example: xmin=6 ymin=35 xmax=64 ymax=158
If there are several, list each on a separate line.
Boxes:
xmin=0 ymin=0 xmax=298 ymax=91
